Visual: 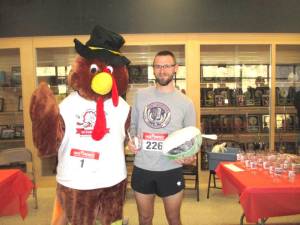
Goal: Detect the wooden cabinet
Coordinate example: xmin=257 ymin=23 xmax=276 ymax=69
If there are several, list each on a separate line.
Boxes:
xmin=200 ymin=45 xmax=272 ymax=156
xmin=199 ymin=45 xmax=300 ymax=170
xmin=275 ymin=47 xmax=300 ymax=153
xmin=0 ymin=48 xmax=24 ymax=150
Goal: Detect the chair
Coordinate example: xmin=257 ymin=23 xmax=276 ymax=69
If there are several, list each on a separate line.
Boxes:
xmin=206 ymin=144 xmax=240 ymax=199
xmin=0 ymin=147 xmax=38 ymax=209
xmin=183 ymin=152 xmax=200 ymax=201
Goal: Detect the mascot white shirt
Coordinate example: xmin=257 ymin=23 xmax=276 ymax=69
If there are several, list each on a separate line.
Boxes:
xmin=56 ymin=92 xmax=129 ymax=190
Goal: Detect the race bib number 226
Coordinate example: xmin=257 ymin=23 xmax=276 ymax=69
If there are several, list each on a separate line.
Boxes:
xmin=142 ymin=132 xmax=168 ymax=151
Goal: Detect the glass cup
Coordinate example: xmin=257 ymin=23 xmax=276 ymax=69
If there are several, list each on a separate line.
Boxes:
xmin=127 ymin=130 xmax=142 ymax=151
xmin=133 ymin=136 xmax=142 ymax=151
xmin=263 ymin=160 xmax=269 ymax=170
xmin=288 ymin=170 xmax=296 ymax=180
xmin=250 ymin=161 xmax=257 ymax=170
xmin=245 ymin=159 xmax=250 ymax=169
xmin=274 ymin=165 xmax=283 ymax=177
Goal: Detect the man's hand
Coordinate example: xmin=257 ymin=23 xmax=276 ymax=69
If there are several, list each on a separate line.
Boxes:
xmin=127 ymin=139 xmax=140 ymax=154
xmin=175 ymin=155 xmax=197 ymax=165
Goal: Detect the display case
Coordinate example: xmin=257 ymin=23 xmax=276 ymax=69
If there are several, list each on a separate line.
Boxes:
xmin=0 ymin=48 xmax=24 ymax=150
xmin=275 ymin=45 xmax=300 ymax=154
xmin=200 ymin=45 xmax=271 ymax=154
xmin=199 ymin=45 xmax=274 ymax=169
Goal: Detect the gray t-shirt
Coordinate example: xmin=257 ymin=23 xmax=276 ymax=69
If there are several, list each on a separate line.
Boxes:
xmin=130 ymin=86 xmax=196 ymax=171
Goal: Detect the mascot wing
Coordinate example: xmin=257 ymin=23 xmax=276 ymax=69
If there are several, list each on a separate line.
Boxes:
xmin=30 ymin=82 xmax=65 ymax=157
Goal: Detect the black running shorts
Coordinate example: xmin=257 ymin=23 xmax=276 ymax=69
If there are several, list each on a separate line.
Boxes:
xmin=131 ymin=166 xmax=185 ymax=197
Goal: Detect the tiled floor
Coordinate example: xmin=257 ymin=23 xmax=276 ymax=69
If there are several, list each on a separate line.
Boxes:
xmin=1 ymin=171 xmax=300 ymax=225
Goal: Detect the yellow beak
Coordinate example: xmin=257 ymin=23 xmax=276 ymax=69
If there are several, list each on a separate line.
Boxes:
xmin=91 ymin=72 xmax=113 ymax=95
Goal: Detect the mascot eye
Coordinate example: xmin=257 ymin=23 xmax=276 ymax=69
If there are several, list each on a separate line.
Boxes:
xmin=106 ymin=66 xmax=113 ymax=73
xmin=90 ymin=64 xmax=100 ymax=74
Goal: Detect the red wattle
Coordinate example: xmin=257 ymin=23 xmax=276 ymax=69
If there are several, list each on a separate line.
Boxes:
xmin=92 ymin=97 xmax=108 ymax=140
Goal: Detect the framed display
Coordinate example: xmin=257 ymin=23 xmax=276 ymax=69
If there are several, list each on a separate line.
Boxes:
xmin=262 ymin=115 xmax=270 ymax=132
xmin=229 ymin=88 xmax=242 ymax=106
xmin=285 ymin=115 xmax=296 ymax=131
xmin=276 ymin=114 xmax=284 ymax=130
xmin=201 ymin=88 xmax=214 ymax=107
xmin=18 ymin=96 xmax=23 ymax=111
xmin=214 ymin=88 xmax=229 ymax=107
xmin=202 ymin=115 xmax=222 ymax=133
xmin=236 ymin=94 xmax=245 ymax=106
xmin=128 ymin=65 xmax=148 ymax=84
xmin=233 ymin=115 xmax=246 ymax=132
xmin=244 ymin=88 xmax=255 ymax=106
xmin=276 ymin=87 xmax=295 ymax=106
xmin=256 ymin=87 xmax=270 ymax=106
xmin=214 ymin=95 xmax=225 ymax=107
xmin=0 ymin=125 xmax=8 ymax=133
xmin=210 ymin=115 xmax=221 ymax=133
xmin=14 ymin=124 xmax=24 ymax=138
xmin=262 ymin=94 xmax=270 ymax=106
xmin=0 ymin=128 xmax=15 ymax=139
xmin=277 ymin=114 xmax=297 ymax=131
xmin=247 ymin=115 xmax=260 ymax=132
xmin=0 ymin=97 xmax=4 ymax=112
xmin=11 ymin=66 xmax=21 ymax=86
xmin=220 ymin=115 xmax=233 ymax=133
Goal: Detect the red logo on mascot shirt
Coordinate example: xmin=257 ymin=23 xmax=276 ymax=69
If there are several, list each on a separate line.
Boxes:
xmin=70 ymin=149 xmax=99 ymax=160
xmin=76 ymin=110 xmax=96 ymax=136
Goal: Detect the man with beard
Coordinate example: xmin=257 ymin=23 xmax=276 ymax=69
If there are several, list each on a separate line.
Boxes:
xmin=128 ymin=50 xmax=196 ymax=225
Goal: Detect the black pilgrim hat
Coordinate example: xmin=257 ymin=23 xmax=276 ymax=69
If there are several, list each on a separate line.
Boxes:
xmin=74 ymin=25 xmax=130 ymax=66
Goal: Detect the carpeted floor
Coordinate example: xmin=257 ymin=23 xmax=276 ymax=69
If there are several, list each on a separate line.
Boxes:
xmin=0 ymin=171 xmax=300 ymax=225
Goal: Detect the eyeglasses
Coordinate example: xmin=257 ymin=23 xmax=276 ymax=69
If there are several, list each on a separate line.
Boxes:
xmin=153 ymin=64 xmax=175 ymax=70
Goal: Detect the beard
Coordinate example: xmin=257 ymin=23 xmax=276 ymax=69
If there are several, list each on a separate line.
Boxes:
xmin=155 ymin=73 xmax=174 ymax=86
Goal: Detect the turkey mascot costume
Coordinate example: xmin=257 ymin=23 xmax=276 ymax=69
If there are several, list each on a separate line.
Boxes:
xmin=30 ymin=25 xmax=131 ymax=225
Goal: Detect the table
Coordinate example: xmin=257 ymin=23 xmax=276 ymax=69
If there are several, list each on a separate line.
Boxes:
xmin=0 ymin=169 xmax=34 ymax=219
xmin=216 ymin=162 xmax=300 ymax=224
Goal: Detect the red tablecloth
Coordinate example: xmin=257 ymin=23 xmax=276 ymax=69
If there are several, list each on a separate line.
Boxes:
xmin=216 ymin=162 xmax=300 ymax=223
xmin=0 ymin=169 xmax=34 ymax=219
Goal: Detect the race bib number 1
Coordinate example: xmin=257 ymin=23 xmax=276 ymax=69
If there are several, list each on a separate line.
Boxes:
xmin=142 ymin=132 xmax=168 ymax=152
xmin=70 ymin=149 xmax=100 ymax=168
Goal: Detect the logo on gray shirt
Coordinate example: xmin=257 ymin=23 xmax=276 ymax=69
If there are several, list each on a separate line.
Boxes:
xmin=143 ymin=102 xmax=171 ymax=129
